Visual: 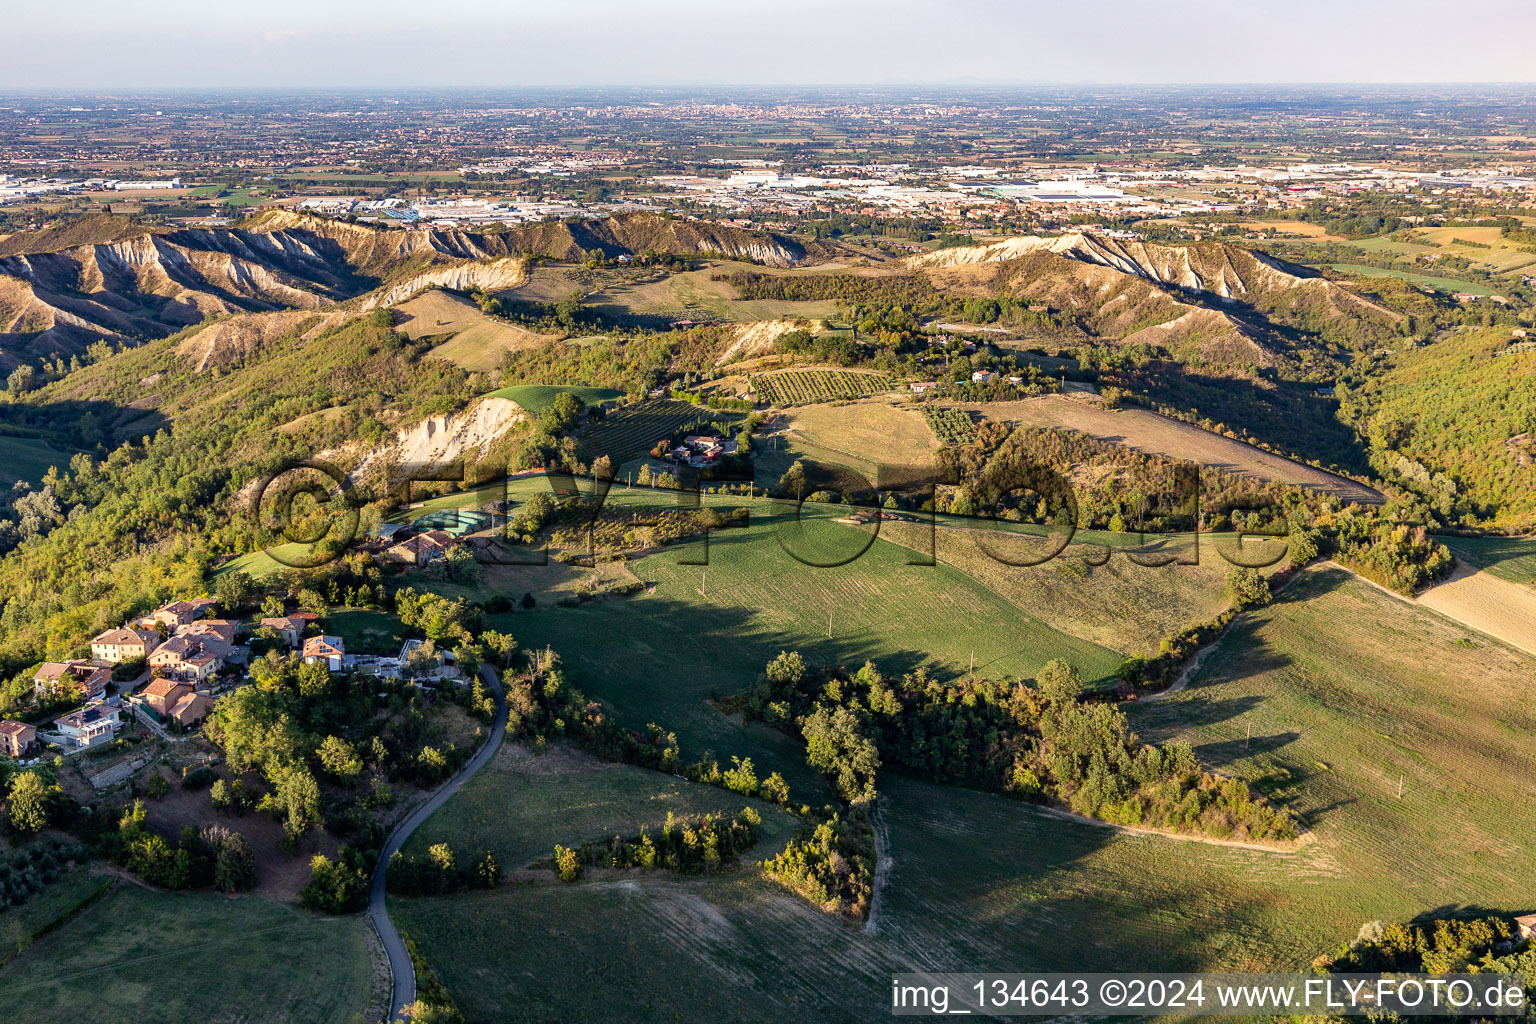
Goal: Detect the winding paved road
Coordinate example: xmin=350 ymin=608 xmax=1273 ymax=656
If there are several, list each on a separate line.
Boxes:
xmin=370 ymin=664 xmax=506 ymax=1022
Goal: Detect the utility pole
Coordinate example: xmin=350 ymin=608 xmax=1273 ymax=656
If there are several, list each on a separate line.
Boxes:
xmin=1245 ymin=722 xmax=1251 ymax=751
xmin=700 ymin=569 xmax=706 ymax=597
xmin=828 ymin=609 xmax=833 ymax=639
xmin=1397 ymin=774 xmax=1404 ymax=799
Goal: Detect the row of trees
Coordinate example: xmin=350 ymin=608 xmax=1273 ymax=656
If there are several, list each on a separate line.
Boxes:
xmin=547 ymin=807 xmax=762 ymax=881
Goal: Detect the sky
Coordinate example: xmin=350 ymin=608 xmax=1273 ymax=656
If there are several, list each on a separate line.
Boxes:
xmin=6 ymin=0 xmax=1536 ymax=89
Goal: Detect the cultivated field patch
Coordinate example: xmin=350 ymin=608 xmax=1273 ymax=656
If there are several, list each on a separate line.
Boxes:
xmin=754 ymin=368 xmax=893 ymax=407
xmin=1129 ymin=565 xmax=1536 ymax=928
xmin=963 ymin=394 xmax=1383 ymax=504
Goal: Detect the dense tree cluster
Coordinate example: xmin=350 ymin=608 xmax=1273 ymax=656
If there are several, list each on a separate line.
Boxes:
xmin=0 ymin=837 xmax=90 ymax=911
xmin=932 ymin=421 xmax=1293 ymax=534
xmin=111 ymin=801 xmax=257 ymax=892
xmin=762 ymin=812 xmax=875 ymax=920
xmin=1316 ymin=915 xmax=1532 ymax=975
xmin=744 ymin=652 xmax=1297 ymax=842
xmin=300 ymin=845 xmax=372 ymax=913
xmin=387 ymin=841 xmax=502 ymax=897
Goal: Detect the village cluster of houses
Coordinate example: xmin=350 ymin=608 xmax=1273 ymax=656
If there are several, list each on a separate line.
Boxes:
xmin=0 ymin=599 xmax=363 ymax=758
xmin=907 ymin=369 xmax=1028 ymax=394
xmin=0 ymin=588 xmax=473 ymax=760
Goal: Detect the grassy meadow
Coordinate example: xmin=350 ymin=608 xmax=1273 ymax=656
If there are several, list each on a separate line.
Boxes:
xmin=394 ymin=290 xmax=552 ymax=370
xmin=1327 ymin=263 xmax=1498 ymax=296
xmin=1129 ymin=565 xmax=1536 ymax=924
xmin=484 ymin=384 xmax=625 ymax=416
xmin=1442 ymin=535 xmax=1536 ymax=588
xmin=494 ymin=502 xmax=1123 ymax=790
xmin=400 ymin=741 xmax=802 ymax=870
xmin=0 ymin=885 xmax=373 ymax=1024
xmin=393 ymin=768 xmax=1361 ymax=1024
xmin=0 ymin=434 xmax=75 ymax=487
xmin=395 ymin=562 xmax=1536 ymax=1023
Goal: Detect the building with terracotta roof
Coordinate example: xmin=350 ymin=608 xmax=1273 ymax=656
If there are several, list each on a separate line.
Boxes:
xmin=32 ymin=660 xmax=111 ymax=702
xmin=0 ymin=720 xmax=37 ymax=758
xmin=383 ymin=529 xmax=456 ymax=568
xmin=142 ymin=678 xmax=193 ymax=717
xmin=177 ymin=619 xmax=238 ymax=645
xmin=138 ymin=598 xmax=218 ymax=630
xmin=168 ymin=692 xmax=216 ymax=728
xmin=302 ymin=635 xmax=345 ymax=671
xmin=148 ymin=635 xmax=226 ymax=683
xmin=90 ymin=628 xmax=160 ymax=664
xmin=258 ymin=615 xmax=308 ymax=648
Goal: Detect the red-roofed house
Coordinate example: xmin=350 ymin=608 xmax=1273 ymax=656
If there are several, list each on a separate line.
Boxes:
xmin=142 ymin=678 xmax=193 ymax=717
xmin=302 ymin=635 xmax=345 ymax=671
xmin=148 ymin=635 xmax=226 ymax=683
xmin=168 ymin=692 xmax=216 ymax=728
xmin=383 ymin=530 xmax=455 ymax=568
xmin=0 ymin=720 xmax=37 ymax=758
xmin=177 ymin=619 xmax=238 ymax=645
xmin=258 ymin=615 xmax=307 ymax=648
xmin=139 ymin=598 xmax=218 ymax=630
xmin=33 ymin=660 xmax=111 ymax=702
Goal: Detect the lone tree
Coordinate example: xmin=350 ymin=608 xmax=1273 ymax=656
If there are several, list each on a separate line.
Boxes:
xmin=5 ymin=772 xmax=53 ymax=833
xmin=1226 ymin=567 xmax=1272 ymax=610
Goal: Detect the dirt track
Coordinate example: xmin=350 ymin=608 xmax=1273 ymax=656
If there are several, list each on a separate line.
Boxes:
xmin=962 ymin=395 xmax=1383 ymax=506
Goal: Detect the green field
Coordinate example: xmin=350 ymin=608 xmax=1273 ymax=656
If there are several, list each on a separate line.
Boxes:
xmin=395 ymin=562 xmax=1536 ymax=1022
xmin=494 ymin=502 xmax=1123 ymax=793
xmin=1442 ymin=535 xmax=1536 ymax=587
xmin=401 ymin=741 xmax=801 ymax=869
xmin=0 ymin=435 xmax=74 ymax=487
xmin=0 ymin=885 xmax=372 ymax=1024
xmin=393 ymin=770 xmax=1347 ymax=1024
xmin=485 ymin=385 xmax=625 ymax=416
xmin=326 ymin=606 xmax=406 ymax=655
xmin=0 ymin=868 xmax=110 ymax=956
xmin=1327 ymin=263 xmax=1498 ymax=296
xmin=1129 ymin=565 xmax=1536 ymax=927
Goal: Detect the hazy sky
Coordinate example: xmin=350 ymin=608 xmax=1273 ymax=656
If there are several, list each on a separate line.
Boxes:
xmin=7 ymin=0 xmax=1536 ymax=89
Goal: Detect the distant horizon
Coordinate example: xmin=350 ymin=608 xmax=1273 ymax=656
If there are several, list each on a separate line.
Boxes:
xmin=2 ymin=82 xmax=1534 ymax=97
xmin=8 ymin=0 xmax=1536 ymax=90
